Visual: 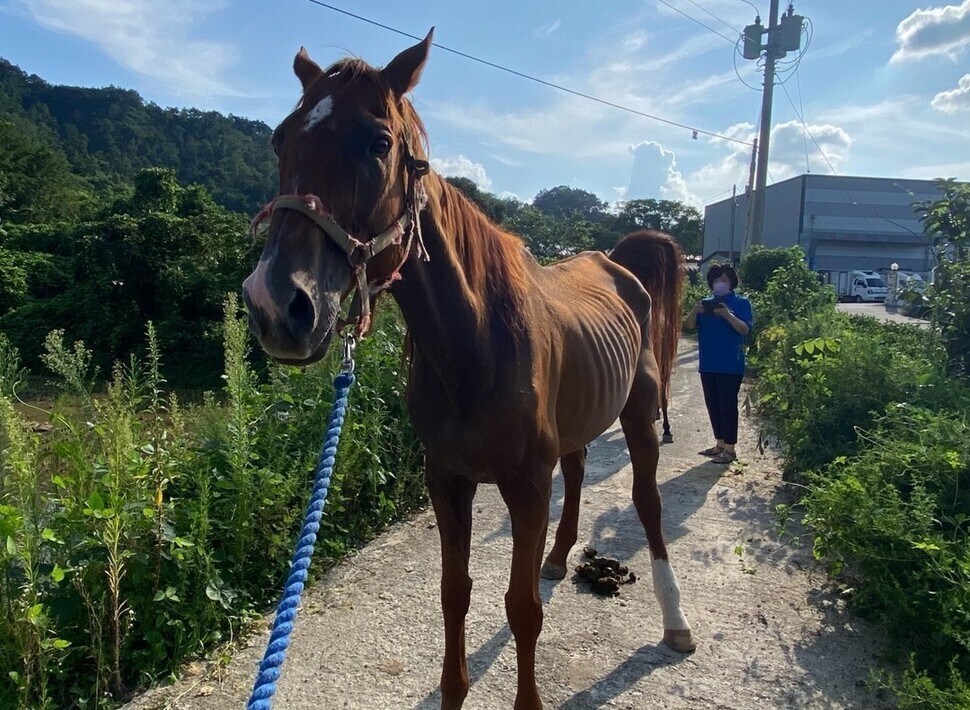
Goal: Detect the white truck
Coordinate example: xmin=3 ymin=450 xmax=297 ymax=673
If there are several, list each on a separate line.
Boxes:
xmin=832 ymin=270 xmax=888 ymax=303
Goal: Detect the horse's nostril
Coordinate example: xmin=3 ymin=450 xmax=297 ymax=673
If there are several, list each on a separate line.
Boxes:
xmin=287 ymin=289 xmax=315 ymax=332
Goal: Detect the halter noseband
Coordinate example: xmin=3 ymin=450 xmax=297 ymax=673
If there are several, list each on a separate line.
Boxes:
xmin=250 ymin=150 xmax=430 ymax=337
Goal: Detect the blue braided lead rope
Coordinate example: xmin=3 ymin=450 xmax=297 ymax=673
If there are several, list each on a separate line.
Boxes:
xmin=247 ymin=368 xmax=356 ymax=710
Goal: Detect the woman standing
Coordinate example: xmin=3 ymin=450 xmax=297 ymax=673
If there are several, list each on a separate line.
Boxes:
xmin=683 ymin=263 xmax=753 ymax=464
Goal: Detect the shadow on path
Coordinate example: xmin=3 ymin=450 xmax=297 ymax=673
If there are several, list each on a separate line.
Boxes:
xmin=558 ymin=643 xmax=688 ymax=709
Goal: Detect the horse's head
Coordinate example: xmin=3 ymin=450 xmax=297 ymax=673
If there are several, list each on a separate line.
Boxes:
xmin=243 ymin=30 xmax=433 ymax=365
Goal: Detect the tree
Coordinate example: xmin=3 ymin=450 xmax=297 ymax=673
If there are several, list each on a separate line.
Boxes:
xmin=532 ymin=186 xmax=608 ymax=222
xmin=444 ymin=176 xmax=520 ymax=225
xmin=914 ymin=178 xmax=970 ymax=376
xmin=0 ymin=169 xmax=252 ymax=385
xmin=615 ymin=199 xmax=704 ymax=256
xmin=738 ymin=245 xmax=807 ymax=291
xmin=0 ymin=120 xmax=90 ymax=224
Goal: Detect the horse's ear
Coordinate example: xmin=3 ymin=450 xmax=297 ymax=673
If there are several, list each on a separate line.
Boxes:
xmin=294 ymin=47 xmax=322 ymax=91
xmin=381 ymin=28 xmax=434 ymax=98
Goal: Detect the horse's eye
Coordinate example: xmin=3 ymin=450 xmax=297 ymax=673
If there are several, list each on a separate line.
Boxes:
xmin=371 ymin=136 xmax=392 ymax=157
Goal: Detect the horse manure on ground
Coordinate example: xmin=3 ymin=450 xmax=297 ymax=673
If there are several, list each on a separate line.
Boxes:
xmin=572 ymin=546 xmax=637 ymax=597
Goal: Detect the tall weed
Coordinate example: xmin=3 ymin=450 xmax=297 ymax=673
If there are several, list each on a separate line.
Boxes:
xmin=0 ymin=297 xmax=425 ymax=707
xmin=803 ymin=404 xmax=970 ymax=708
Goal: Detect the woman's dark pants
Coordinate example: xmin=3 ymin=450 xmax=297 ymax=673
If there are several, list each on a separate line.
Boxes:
xmin=700 ymin=371 xmax=743 ymax=445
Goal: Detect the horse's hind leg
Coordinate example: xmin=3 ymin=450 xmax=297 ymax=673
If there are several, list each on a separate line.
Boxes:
xmin=540 ymin=446 xmax=586 ymax=580
xmin=427 ymin=465 xmax=478 ymax=709
xmin=621 ymin=366 xmax=695 ymax=653
xmin=661 ymin=393 xmax=674 ymax=444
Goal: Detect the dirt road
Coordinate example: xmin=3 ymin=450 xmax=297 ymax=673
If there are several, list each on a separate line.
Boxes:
xmin=126 ymin=340 xmax=888 ymax=710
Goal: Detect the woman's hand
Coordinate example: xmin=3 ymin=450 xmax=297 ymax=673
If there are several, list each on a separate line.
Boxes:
xmin=693 ymin=300 xmax=705 ymax=315
xmin=712 ymin=303 xmax=730 ymax=317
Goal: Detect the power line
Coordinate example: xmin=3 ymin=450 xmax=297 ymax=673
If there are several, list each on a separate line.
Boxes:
xmin=795 ymin=67 xmax=810 ymax=172
xmin=655 ymin=0 xmax=738 ymax=43
xmin=738 ymin=0 xmax=761 ymax=15
xmin=684 ymin=0 xmax=743 ymax=35
xmin=779 ymin=79 xmax=837 ymax=175
xmin=303 ymin=0 xmax=753 ymax=146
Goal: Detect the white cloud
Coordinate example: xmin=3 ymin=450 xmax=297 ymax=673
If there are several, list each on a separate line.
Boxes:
xmin=627 ymin=141 xmax=685 ymax=200
xmin=13 ymin=0 xmax=242 ymax=98
xmin=932 ymin=73 xmax=970 ymax=111
xmin=534 ymin=19 xmax=561 ymax=38
xmin=430 ymin=154 xmax=493 ymax=191
xmin=658 ymin=120 xmax=852 ymax=209
xmin=768 ymin=120 xmax=852 ymax=176
xmin=891 ymin=0 xmax=970 ymax=63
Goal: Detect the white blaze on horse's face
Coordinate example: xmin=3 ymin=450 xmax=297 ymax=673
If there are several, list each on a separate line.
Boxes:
xmin=303 ymin=95 xmax=334 ymax=132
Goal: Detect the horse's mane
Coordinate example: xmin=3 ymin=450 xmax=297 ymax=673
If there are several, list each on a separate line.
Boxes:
xmin=398 ymin=100 xmax=531 ymax=336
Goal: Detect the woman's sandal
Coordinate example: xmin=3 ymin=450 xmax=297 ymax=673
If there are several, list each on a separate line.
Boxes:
xmin=711 ymin=450 xmax=737 ymax=464
xmin=699 ymin=446 xmax=723 ymax=456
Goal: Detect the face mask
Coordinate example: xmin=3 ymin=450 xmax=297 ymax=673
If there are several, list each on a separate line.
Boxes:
xmin=712 ymin=282 xmax=731 ymax=298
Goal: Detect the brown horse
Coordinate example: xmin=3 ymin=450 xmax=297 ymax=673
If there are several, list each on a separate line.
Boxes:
xmin=242 ymin=30 xmax=695 ymax=710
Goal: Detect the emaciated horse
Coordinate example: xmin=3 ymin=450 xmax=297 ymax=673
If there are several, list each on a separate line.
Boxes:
xmin=242 ymin=30 xmax=695 ymax=710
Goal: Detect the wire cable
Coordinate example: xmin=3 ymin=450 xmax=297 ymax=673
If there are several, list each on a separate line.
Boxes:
xmin=656 ymin=0 xmax=738 ymax=43
xmin=304 ymin=0 xmax=753 ymax=145
xmin=684 ymin=0 xmax=742 ymax=35
xmin=779 ymin=79 xmax=838 ymax=175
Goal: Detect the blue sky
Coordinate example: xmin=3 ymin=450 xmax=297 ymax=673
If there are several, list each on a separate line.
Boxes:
xmin=1 ymin=1 xmax=967 ymax=209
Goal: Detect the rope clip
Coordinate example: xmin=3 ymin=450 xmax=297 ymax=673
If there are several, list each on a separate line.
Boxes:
xmin=341 ymin=333 xmax=357 ymax=374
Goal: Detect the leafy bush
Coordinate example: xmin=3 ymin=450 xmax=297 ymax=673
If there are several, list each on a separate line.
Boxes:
xmin=928 ymin=261 xmax=970 ymax=378
xmin=803 ymin=404 xmax=970 ymax=708
xmin=0 ymin=298 xmax=425 ymax=707
xmin=914 ymin=178 xmax=970 ymax=378
xmin=737 ymin=244 xmax=807 ymax=291
xmin=755 ymin=313 xmax=952 ymax=474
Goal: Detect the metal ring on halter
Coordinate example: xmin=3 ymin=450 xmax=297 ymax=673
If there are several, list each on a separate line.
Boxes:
xmin=341 ymin=333 xmax=357 ymax=374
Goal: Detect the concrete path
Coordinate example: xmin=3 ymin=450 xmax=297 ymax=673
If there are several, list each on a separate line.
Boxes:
xmin=126 ymin=340 xmax=889 ymax=710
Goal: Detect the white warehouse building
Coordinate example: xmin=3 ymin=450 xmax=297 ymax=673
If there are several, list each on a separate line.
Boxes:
xmin=702 ymin=174 xmax=944 ymax=277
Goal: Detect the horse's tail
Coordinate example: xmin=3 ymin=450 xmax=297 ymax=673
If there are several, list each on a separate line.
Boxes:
xmin=608 ymin=229 xmax=684 ymax=404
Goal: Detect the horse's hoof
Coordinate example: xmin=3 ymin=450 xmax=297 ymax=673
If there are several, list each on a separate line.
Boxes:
xmin=662 ymin=628 xmax=697 ymax=653
xmin=662 ymin=434 xmax=674 ymax=444
xmin=540 ymin=560 xmax=567 ymax=580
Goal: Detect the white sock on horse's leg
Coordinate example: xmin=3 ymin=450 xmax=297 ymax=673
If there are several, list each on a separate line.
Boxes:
xmin=651 ymin=557 xmax=689 ymax=629
xmin=651 ymin=557 xmax=696 ymax=652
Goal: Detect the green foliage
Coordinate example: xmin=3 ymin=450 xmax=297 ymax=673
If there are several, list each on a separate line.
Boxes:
xmin=915 ymin=178 xmax=970 ymax=261
xmin=755 ymin=311 xmax=952 ymax=473
xmin=532 ymin=185 xmax=607 ymax=222
xmin=738 ymin=245 xmax=807 ymax=292
xmin=445 ymin=176 xmax=520 ymax=224
xmin=614 ymin=198 xmax=704 ymax=256
xmin=755 ymin=258 xmax=836 ymax=332
xmin=0 ymin=60 xmax=276 ymax=215
xmin=802 ymin=405 xmax=970 ymax=707
xmin=681 ymin=279 xmax=709 ymax=325
xmin=927 ymin=261 xmax=970 ymax=378
xmin=914 ymin=179 xmax=970 ymax=377
xmin=753 ymin=259 xmax=970 ymax=704
xmin=0 ymin=169 xmax=253 ymax=387
xmin=0 ymin=303 xmax=425 ymax=707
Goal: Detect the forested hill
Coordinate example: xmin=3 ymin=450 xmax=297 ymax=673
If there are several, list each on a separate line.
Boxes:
xmin=0 ymin=58 xmax=276 ymax=216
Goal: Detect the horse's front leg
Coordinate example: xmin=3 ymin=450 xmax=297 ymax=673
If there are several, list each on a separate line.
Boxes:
xmin=541 ymin=446 xmax=586 ymax=579
xmin=427 ymin=464 xmax=477 ymax=710
xmin=499 ymin=467 xmax=553 ymax=710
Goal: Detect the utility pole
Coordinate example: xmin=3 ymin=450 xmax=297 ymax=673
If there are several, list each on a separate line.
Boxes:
xmin=742 ymin=1 xmax=803 ymax=252
xmin=728 ymin=184 xmax=737 ymax=263
xmin=742 ymin=137 xmax=757 ymax=253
